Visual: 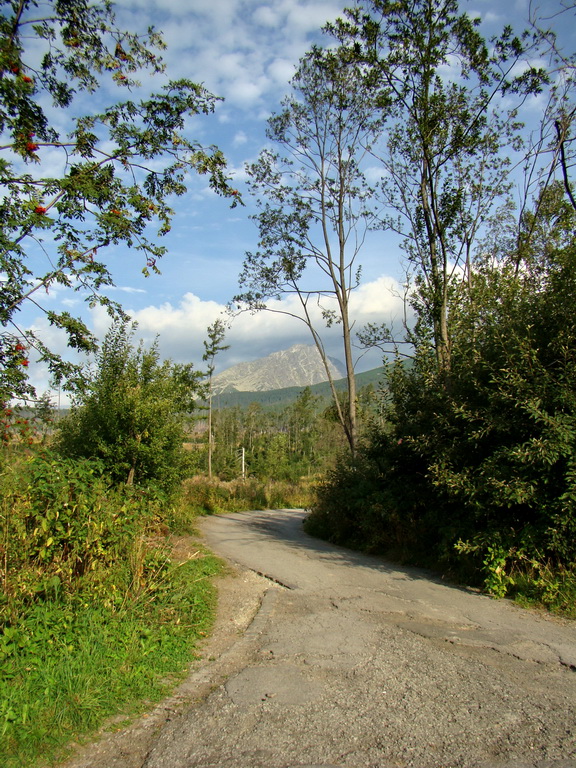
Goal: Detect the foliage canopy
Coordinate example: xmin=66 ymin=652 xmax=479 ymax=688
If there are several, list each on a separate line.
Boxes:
xmin=0 ymin=0 xmax=237 ymax=405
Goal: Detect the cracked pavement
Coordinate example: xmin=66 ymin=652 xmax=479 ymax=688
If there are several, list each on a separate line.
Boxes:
xmin=60 ymin=509 xmax=576 ymax=768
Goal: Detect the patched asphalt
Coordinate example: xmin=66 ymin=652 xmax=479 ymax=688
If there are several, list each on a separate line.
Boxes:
xmin=141 ymin=509 xmax=576 ymax=768
xmin=59 ymin=509 xmax=576 ymax=768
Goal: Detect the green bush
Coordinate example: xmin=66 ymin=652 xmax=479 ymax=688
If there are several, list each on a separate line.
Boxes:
xmin=306 ymin=191 xmax=576 ymax=608
xmin=0 ymin=449 xmax=222 ymax=767
xmin=56 ymin=322 xmax=200 ymax=493
xmin=0 ymin=451 xmax=169 ymax=617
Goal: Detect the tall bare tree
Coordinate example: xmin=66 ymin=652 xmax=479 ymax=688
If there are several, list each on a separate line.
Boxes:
xmin=234 ymin=46 xmax=381 ymax=455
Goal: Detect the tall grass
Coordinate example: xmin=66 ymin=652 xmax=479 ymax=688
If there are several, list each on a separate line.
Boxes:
xmin=0 ymin=449 xmax=221 ymax=768
xmin=181 ymin=475 xmax=314 ymax=515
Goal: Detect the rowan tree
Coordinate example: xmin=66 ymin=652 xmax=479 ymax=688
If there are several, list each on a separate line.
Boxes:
xmin=0 ymin=0 xmax=238 ymax=407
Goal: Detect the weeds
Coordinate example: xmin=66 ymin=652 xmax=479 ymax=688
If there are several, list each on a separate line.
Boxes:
xmin=181 ymin=475 xmax=313 ymax=515
xmin=511 ymin=562 xmax=576 ymax=618
xmin=454 ymin=533 xmax=576 ymax=616
xmin=0 ymin=449 xmax=221 ymax=768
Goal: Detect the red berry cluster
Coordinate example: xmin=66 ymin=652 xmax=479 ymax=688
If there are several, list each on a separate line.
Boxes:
xmin=14 ymin=342 xmax=28 ymax=366
xmin=21 ymin=132 xmax=40 ymax=158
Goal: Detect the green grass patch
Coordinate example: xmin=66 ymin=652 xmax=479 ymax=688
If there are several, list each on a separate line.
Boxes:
xmin=0 ymin=552 xmax=220 ymax=768
xmin=0 ymin=449 xmax=222 ymax=768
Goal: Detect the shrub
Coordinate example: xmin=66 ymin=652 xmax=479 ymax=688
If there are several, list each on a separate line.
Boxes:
xmin=0 ymin=451 xmax=170 ymax=620
xmin=56 ymin=322 xmax=200 ymax=493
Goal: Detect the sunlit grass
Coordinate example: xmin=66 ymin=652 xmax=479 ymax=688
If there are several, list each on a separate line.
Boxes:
xmin=181 ymin=475 xmax=314 ymax=515
xmin=1 ymin=553 xmax=220 ymax=768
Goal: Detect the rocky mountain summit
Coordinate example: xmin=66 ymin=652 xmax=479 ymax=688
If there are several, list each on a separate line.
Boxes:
xmin=212 ymin=344 xmax=345 ymax=393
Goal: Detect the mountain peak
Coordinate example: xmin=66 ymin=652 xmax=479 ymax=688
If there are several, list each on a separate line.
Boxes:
xmin=212 ymin=344 xmax=345 ymax=393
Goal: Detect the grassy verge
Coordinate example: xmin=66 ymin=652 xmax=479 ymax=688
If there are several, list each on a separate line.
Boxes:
xmin=1 ymin=553 xmax=220 ymax=768
xmin=0 ymin=450 xmax=222 ymax=768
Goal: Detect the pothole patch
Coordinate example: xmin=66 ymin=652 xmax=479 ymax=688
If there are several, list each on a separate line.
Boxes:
xmin=225 ymin=663 xmax=323 ymax=706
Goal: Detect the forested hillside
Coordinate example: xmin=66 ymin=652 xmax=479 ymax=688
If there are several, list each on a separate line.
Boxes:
xmin=207 ymin=366 xmax=386 ymax=410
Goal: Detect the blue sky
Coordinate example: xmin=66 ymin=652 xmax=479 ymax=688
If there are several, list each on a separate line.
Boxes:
xmin=20 ymin=0 xmax=576 ymax=401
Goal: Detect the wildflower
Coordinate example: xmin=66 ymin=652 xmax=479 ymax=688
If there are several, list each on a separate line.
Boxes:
xmin=34 ymin=205 xmax=47 ymax=215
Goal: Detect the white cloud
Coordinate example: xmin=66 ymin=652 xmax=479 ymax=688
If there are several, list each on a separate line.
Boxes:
xmin=268 ymin=58 xmax=297 ymax=85
xmin=483 ymin=11 xmax=504 ymax=23
xmin=284 ymin=1 xmax=341 ymax=33
xmin=233 ymin=131 xmax=248 ymax=147
xmin=115 ymin=0 xmax=343 ymax=116
xmin=364 ymin=165 xmax=385 ymax=185
xmin=253 ymin=6 xmax=280 ymax=27
xmin=123 ymin=274 xmax=406 ymax=373
xmin=226 ymin=78 xmax=266 ymax=107
xmin=25 ymin=270 xmax=407 ymax=398
xmin=350 ymin=276 xmax=406 ymax=319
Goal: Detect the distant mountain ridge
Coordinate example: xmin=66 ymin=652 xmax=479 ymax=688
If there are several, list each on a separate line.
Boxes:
xmin=212 ymin=366 xmax=386 ymax=411
xmin=212 ymin=344 xmax=346 ymax=393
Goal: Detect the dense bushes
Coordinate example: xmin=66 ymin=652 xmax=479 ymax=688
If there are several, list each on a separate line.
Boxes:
xmin=306 ymin=192 xmax=576 ymax=613
xmin=1 ymin=452 xmax=173 ymax=614
xmin=56 ymin=322 xmax=199 ymax=493
xmin=0 ymin=447 xmax=221 ymax=767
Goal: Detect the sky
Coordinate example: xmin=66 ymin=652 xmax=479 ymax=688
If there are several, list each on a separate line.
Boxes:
xmin=18 ymin=0 xmax=576 ymax=402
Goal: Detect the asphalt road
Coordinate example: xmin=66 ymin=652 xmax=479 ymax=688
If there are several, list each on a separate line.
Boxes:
xmin=140 ymin=508 xmax=576 ymax=768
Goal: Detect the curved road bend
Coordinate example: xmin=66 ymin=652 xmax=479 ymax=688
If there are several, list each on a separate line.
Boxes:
xmin=143 ymin=508 xmax=576 ymax=768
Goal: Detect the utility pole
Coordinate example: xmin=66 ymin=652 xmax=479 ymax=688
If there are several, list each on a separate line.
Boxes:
xmin=202 ymin=319 xmax=230 ymax=479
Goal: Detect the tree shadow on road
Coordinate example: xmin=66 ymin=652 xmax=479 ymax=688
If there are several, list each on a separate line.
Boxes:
xmin=212 ymin=508 xmax=480 ymax=596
